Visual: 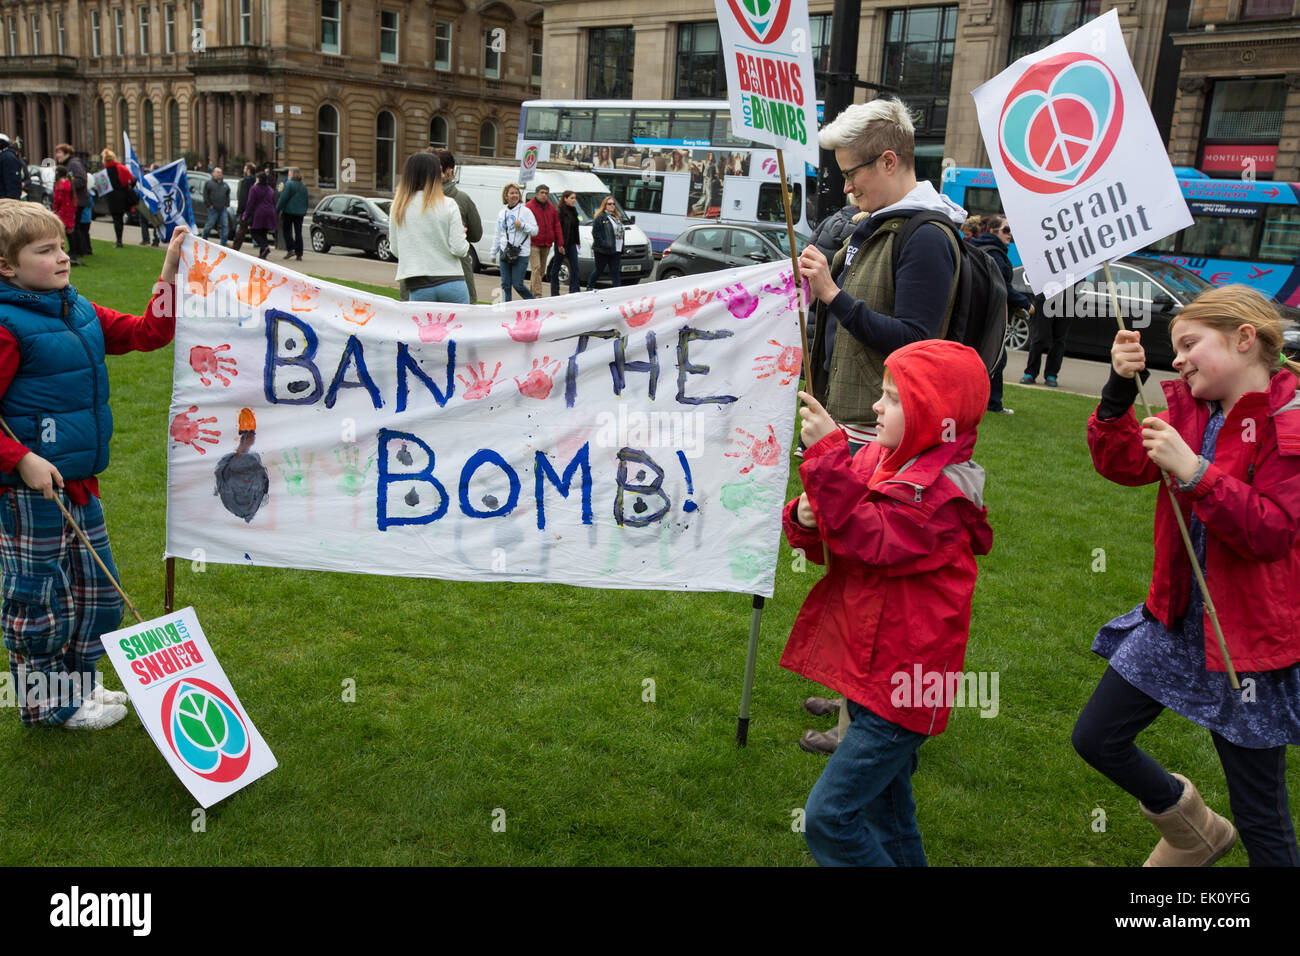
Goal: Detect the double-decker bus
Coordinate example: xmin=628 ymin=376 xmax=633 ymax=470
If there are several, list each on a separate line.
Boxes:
xmin=518 ymin=99 xmax=819 ymax=254
xmin=941 ymin=166 xmax=1300 ymax=307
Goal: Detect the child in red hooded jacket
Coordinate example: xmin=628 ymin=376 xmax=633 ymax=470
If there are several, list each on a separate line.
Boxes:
xmin=783 ymin=339 xmax=993 ymax=866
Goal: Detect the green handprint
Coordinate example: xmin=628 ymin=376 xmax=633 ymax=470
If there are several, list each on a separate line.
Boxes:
xmin=720 ymin=476 xmax=781 ymax=516
xmin=728 ymin=546 xmax=766 ymax=582
xmin=334 ymin=445 xmax=374 ymax=497
xmin=277 ymin=448 xmax=314 ymax=497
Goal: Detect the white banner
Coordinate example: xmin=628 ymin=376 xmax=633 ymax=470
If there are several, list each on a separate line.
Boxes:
xmin=714 ymin=0 xmax=820 ymax=169
xmin=971 ymin=9 xmax=1192 ymax=294
xmin=99 ymin=607 xmax=277 ymax=808
xmin=165 ymin=237 xmax=806 ymax=596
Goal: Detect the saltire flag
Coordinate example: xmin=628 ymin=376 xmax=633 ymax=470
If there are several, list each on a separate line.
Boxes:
xmin=125 ymin=132 xmax=196 ymax=241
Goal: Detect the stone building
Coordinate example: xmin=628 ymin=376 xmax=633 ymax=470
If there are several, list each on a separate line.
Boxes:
xmin=0 ymin=0 xmax=543 ymax=193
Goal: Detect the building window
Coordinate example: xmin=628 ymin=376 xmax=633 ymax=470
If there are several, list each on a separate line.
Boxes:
xmin=376 ymin=110 xmax=396 ymax=191
xmin=1205 ymin=78 xmax=1285 ymax=142
xmin=586 ymin=27 xmax=634 ymax=99
xmin=5 ymin=17 xmax=15 ymax=56
xmin=56 ymin=12 xmax=65 ymax=55
xmin=318 ymin=103 xmax=339 ymax=187
xmin=321 ymin=0 xmax=340 ymax=55
xmin=380 ymin=9 xmax=398 ymax=62
xmin=164 ymin=4 xmax=175 ymax=52
xmin=239 ymin=0 xmax=252 ymax=44
xmin=483 ymin=28 xmax=502 ymax=78
xmin=92 ymin=11 xmax=101 ymax=56
xmin=118 ymin=98 xmax=130 ymax=142
xmin=675 ymin=22 xmax=724 ymax=99
xmin=138 ymin=5 xmax=150 ymax=54
xmin=882 ymin=5 xmax=956 ymax=138
xmin=430 ymin=115 xmax=449 ymax=149
xmin=479 ymin=120 xmax=497 ymax=157
xmin=810 ymin=14 xmax=832 ymax=98
xmin=191 ymin=1 xmax=202 ymax=49
xmin=114 ymin=8 xmax=125 ymax=55
xmin=434 ymin=20 xmax=451 ymax=70
xmin=1241 ymin=0 xmax=1293 ymax=19
xmin=143 ymin=99 xmax=156 ymax=163
xmin=531 ymin=36 xmax=542 ymax=86
xmin=1009 ymin=1 xmax=1100 ymax=63
xmin=168 ymin=98 xmax=181 ymax=157
xmin=31 ymin=13 xmax=42 ymax=54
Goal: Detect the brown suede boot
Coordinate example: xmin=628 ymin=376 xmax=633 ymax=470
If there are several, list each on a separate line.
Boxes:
xmin=1140 ymin=773 xmax=1237 ymax=867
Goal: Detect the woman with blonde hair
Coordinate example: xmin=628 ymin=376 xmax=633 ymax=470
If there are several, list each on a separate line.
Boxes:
xmin=587 ymin=195 xmax=624 ymax=290
xmin=388 ymin=151 xmax=469 ymax=303
xmin=99 ymin=147 xmax=136 ymax=247
xmin=491 ymin=182 xmax=537 ymax=302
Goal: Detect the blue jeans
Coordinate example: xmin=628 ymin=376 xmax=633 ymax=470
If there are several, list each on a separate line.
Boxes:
xmin=551 ymin=244 xmax=580 ymax=296
xmin=203 ymin=207 xmax=230 ymax=245
xmin=587 ymin=251 xmax=622 ymax=290
xmin=804 ymin=701 xmax=928 ymax=866
xmin=411 ymin=280 xmax=471 ymax=304
xmin=500 ymin=256 xmax=533 ymax=301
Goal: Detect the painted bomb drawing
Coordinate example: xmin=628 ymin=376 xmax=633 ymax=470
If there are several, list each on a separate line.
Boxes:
xmin=214 ymin=408 xmax=270 ymax=523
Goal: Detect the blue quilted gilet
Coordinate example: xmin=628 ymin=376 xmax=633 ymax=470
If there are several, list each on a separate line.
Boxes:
xmin=0 ymin=281 xmax=112 ymax=482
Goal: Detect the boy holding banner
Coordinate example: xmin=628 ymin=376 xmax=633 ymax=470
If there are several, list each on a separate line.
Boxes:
xmin=0 ymin=200 xmax=185 ymax=729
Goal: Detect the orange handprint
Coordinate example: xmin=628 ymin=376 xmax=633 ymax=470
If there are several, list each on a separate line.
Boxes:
xmin=185 ymin=245 xmax=231 ymax=296
xmin=290 ymin=279 xmax=321 ymax=311
xmin=341 ymin=299 xmax=376 ymax=326
xmin=673 ymin=288 xmax=713 ymax=320
xmin=619 ymin=295 xmax=657 ymax=328
xmin=235 ymin=264 xmax=288 ymax=307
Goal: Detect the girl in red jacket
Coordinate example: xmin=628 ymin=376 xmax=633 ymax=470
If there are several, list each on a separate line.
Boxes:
xmin=51 ymin=166 xmax=79 ymax=266
xmin=784 ymin=339 xmax=993 ymax=866
xmin=1075 ymin=285 xmax=1300 ymax=867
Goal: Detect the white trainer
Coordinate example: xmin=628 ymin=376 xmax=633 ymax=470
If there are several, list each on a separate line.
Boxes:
xmin=92 ymin=677 xmax=130 ymax=707
xmin=63 ymin=697 xmax=127 ymax=730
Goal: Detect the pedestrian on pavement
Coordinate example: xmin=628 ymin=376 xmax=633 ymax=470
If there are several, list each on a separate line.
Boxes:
xmin=99 ymin=149 xmax=137 ymax=248
xmin=276 ymin=166 xmax=308 ymax=261
xmin=587 ymin=195 xmax=625 ymax=291
xmin=390 ymin=152 xmax=469 ymax=304
xmin=54 ymin=144 xmax=93 ymax=260
xmin=525 ymin=184 xmax=560 ymax=297
xmin=492 ymin=183 xmax=537 ymax=302
xmin=232 ymin=162 xmax=256 ymax=251
xmin=971 ymin=215 xmax=1033 ymax=412
xmin=0 ymin=135 xmax=23 ymax=200
xmin=551 ymin=189 xmax=581 ymax=296
xmin=242 ymin=172 xmax=278 ymax=259
xmin=434 ymin=149 xmax=482 ymax=301
xmin=201 ymin=167 xmax=232 ymax=246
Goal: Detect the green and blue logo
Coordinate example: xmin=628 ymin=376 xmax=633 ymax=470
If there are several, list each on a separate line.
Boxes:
xmin=161 ymin=678 xmax=251 ymax=783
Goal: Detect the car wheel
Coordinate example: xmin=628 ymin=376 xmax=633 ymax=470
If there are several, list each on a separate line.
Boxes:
xmin=376 ymin=237 xmax=394 ymax=262
xmin=657 ymin=268 xmax=684 ymax=280
xmin=1004 ymin=311 xmax=1030 ymax=352
xmin=311 ymin=228 xmax=330 ymax=253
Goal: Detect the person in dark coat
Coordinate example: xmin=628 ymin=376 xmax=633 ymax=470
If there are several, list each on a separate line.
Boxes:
xmin=53 ymin=144 xmax=93 ymax=259
xmin=971 ymin=216 xmax=1033 ymax=414
xmin=0 ymin=135 xmax=23 ymax=200
xmin=275 ymin=166 xmax=309 ymax=261
xmin=201 ymin=167 xmax=232 ymax=246
xmin=232 ymin=163 xmax=256 ymax=251
xmin=551 ymin=190 xmax=581 ymax=296
xmin=241 ymin=172 xmax=278 ymax=259
xmin=99 ymin=148 xmax=136 ymax=247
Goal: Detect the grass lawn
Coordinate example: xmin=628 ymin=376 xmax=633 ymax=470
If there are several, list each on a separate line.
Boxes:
xmin=1 ymin=238 xmax=1294 ymax=866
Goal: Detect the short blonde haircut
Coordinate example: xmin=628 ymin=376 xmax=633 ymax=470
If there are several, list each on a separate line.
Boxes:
xmin=101 ymin=148 xmax=118 ymax=165
xmin=501 ymin=182 xmax=523 ymax=204
xmin=0 ymin=199 xmax=67 ymax=265
xmin=1171 ymin=284 xmax=1300 ymax=378
xmin=819 ymin=97 xmax=916 ymax=171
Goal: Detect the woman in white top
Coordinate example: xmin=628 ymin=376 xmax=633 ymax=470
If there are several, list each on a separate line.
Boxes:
xmin=492 ymin=182 xmax=538 ymax=302
xmin=388 ymin=151 xmax=470 ymax=304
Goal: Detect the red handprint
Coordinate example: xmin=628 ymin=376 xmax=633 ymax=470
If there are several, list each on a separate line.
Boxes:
xmin=170 ymin=405 xmax=221 ymax=454
xmin=514 ymin=356 xmax=561 ymax=400
xmin=725 ymin=425 xmax=782 ymax=475
xmin=290 ymin=279 xmax=320 ymax=311
xmin=189 ymin=344 xmax=238 ymax=387
xmin=753 ymin=340 xmax=802 ymax=386
xmin=342 ymin=299 xmax=376 ymax=326
xmin=185 ymin=245 xmax=230 ymax=296
xmin=618 ymin=295 xmax=657 ymax=328
xmin=412 ymin=312 xmax=461 ymax=343
xmin=235 ymin=264 xmax=288 ymax=307
xmin=720 ymin=282 xmax=759 ymax=319
xmin=762 ymin=270 xmax=811 ymax=314
xmin=502 ymin=309 xmax=550 ymax=342
xmin=673 ymin=288 xmax=713 ymax=320
xmin=457 ymin=361 xmax=503 ymax=401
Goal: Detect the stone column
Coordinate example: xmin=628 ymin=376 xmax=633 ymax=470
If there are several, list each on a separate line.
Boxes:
xmin=1 ymin=97 xmax=16 ymax=144
xmin=244 ymin=94 xmax=256 ymax=161
xmin=194 ymin=95 xmax=205 ymax=161
xmin=233 ymin=94 xmax=244 ymax=159
xmin=52 ymin=97 xmax=68 ymax=152
xmin=206 ymin=93 xmax=218 ymax=168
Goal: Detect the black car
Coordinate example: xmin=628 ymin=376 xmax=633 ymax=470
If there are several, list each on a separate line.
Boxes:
xmin=652 ymin=222 xmax=809 ymax=281
xmin=310 ymin=194 xmax=394 ymax=261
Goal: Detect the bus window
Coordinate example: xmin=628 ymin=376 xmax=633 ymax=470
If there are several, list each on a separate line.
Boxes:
xmin=757 ymin=183 xmax=802 ymax=223
xmin=1147 ymin=230 xmax=1177 ymax=253
xmin=558 ymin=108 xmax=594 ymax=141
xmin=524 ymin=108 xmax=559 ymax=140
xmin=712 ymin=112 xmax=755 ymax=148
xmin=608 ymin=174 xmax=665 ymax=214
xmin=962 ymin=186 xmax=1003 ymax=218
xmin=632 ymin=109 xmax=670 ymax=141
xmin=1260 ymin=206 xmax=1300 ymax=263
xmin=670 ymin=110 xmax=713 ymax=143
xmin=594 ymin=108 xmax=632 ymax=143
xmin=1180 ymin=214 xmax=1257 ymax=259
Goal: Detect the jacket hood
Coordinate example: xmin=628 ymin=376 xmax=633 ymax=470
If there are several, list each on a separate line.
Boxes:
xmin=0 ymin=278 xmax=78 ymax=318
xmin=877 ymin=339 xmax=989 ymax=483
xmin=867 ymin=180 xmax=967 ymax=227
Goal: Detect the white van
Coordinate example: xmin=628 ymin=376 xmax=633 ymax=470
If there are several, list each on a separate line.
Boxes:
xmin=453 ymin=158 xmax=655 ymax=286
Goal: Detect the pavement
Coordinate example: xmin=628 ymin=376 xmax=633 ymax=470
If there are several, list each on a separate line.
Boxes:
xmin=88 ymin=218 xmax=1179 ymax=401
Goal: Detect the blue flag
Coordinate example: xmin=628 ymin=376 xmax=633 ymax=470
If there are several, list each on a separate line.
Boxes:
xmin=124 ymin=132 xmax=196 ymax=241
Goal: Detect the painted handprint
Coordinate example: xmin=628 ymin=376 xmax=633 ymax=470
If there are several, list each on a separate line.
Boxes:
xmin=457 ymin=361 xmax=503 ymax=401
xmin=762 ymin=270 xmax=811 ymax=314
xmin=720 ymin=282 xmax=759 ymax=319
xmin=185 ymin=245 xmax=230 ymax=296
xmin=413 ymin=311 xmax=461 ymax=343
xmin=753 ymin=340 xmax=803 ymax=386
xmin=289 ymin=279 xmax=321 ymax=311
xmin=725 ymin=425 xmax=781 ymax=475
xmin=341 ymin=299 xmax=376 ymax=326
xmin=235 ymin=264 xmax=288 ymax=307
xmin=502 ymin=309 xmax=550 ymax=342
xmin=189 ymin=344 xmax=238 ymax=387
xmin=619 ymin=295 xmax=657 ymax=328
xmin=170 ymin=405 xmax=220 ymax=455
xmin=276 ymin=448 xmax=313 ymax=496
xmin=672 ymin=288 xmax=713 ymax=320
xmin=720 ymin=476 xmax=781 ymax=516
xmin=514 ymin=356 xmax=561 ymax=400
xmin=334 ymin=446 xmax=374 ymax=497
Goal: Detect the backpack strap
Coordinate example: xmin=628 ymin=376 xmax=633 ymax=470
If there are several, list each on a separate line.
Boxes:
xmin=890 ymin=212 xmax=962 ymax=337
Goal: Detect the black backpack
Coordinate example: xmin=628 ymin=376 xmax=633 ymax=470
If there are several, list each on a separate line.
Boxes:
xmin=890 ymin=212 xmax=1009 ymax=373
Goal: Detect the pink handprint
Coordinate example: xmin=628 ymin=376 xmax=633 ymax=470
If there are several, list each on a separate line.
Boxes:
xmin=185 ymin=246 xmax=230 ymax=296
xmin=235 ymin=264 xmax=288 ymax=307
xmin=290 ymin=280 xmax=320 ymax=311
xmin=514 ymin=356 xmax=561 ymax=400
xmin=673 ymin=288 xmax=713 ymax=320
xmin=189 ymin=344 xmax=238 ymax=387
xmin=619 ymin=295 xmax=657 ymax=328
xmin=762 ymin=270 xmax=811 ymax=314
xmin=457 ymin=362 xmax=503 ymax=401
xmin=170 ymin=405 xmax=220 ymax=455
xmin=720 ymin=282 xmax=759 ymax=319
xmin=413 ymin=312 xmax=461 ymax=343
xmin=753 ymin=340 xmax=802 ymax=386
xmin=725 ymin=425 xmax=782 ymax=475
xmin=342 ymin=299 xmax=376 ymax=326
xmin=502 ymin=309 xmax=550 ymax=342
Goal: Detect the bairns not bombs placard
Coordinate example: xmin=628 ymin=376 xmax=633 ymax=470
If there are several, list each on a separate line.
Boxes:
xmin=971 ymin=9 xmax=1192 ymax=294
xmin=165 ymin=236 xmax=805 ymax=596
xmin=100 ymin=607 xmax=277 ymax=807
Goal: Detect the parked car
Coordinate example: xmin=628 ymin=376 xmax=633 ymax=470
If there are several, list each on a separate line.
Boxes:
xmin=310 ymin=193 xmax=394 ymax=261
xmin=652 ymin=222 xmax=811 ymax=281
xmin=1009 ymin=254 xmax=1300 ymax=368
xmin=186 ymin=170 xmax=241 ymax=231
xmin=24 ymin=164 xmax=54 ymax=208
